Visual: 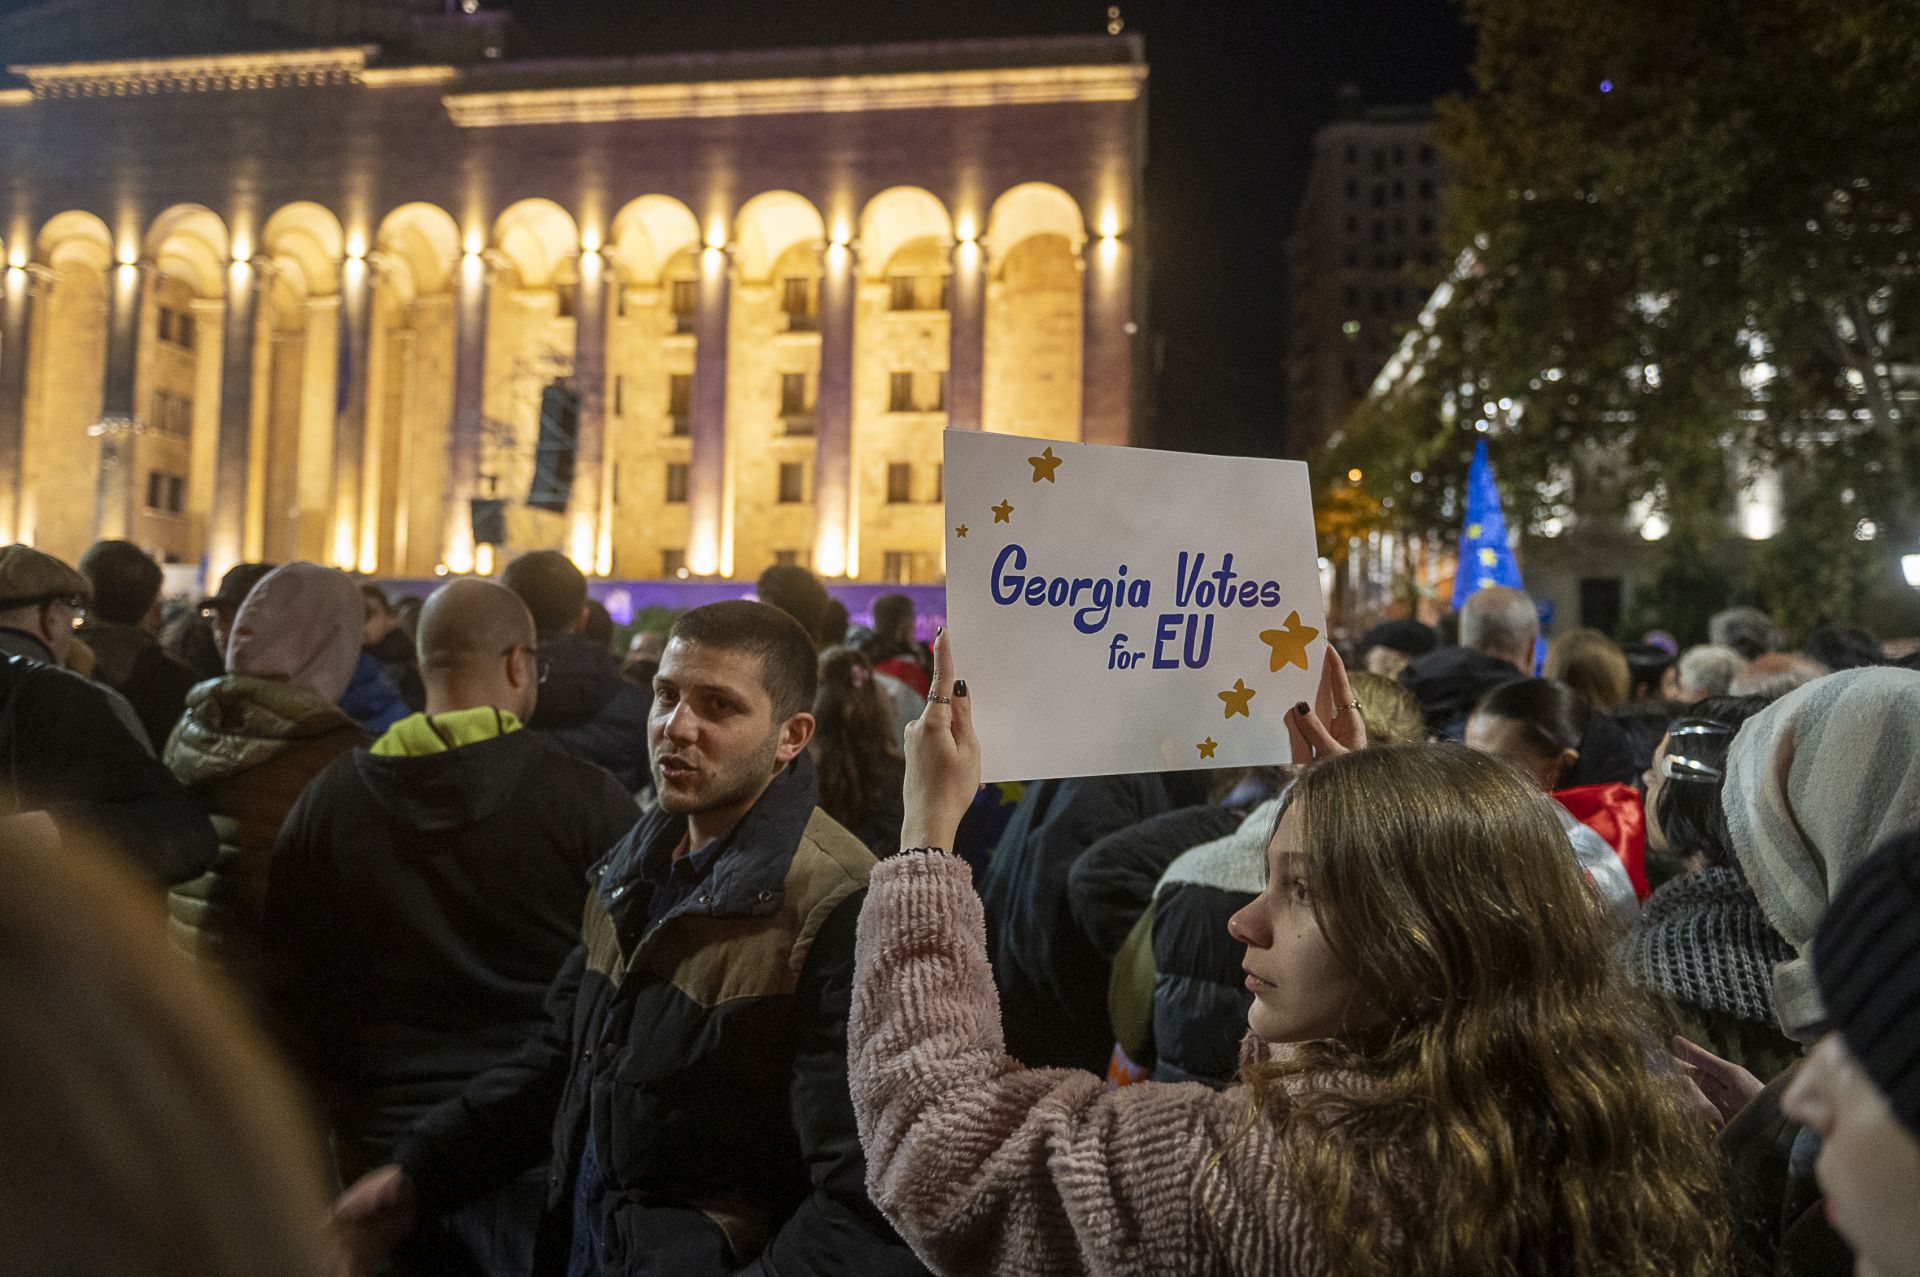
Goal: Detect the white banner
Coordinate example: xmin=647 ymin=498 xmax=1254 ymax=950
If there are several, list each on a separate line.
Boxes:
xmin=943 ymin=429 xmax=1327 ymax=782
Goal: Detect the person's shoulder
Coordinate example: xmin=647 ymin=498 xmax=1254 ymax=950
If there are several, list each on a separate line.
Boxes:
xmin=794 ymin=808 xmax=878 ymax=893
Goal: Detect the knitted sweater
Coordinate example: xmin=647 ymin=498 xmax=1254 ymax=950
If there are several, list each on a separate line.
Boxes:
xmin=850 ymin=851 xmax=1325 ymax=1277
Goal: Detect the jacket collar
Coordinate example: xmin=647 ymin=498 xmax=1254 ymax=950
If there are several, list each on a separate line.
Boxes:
xmin=603 ymin=749 xmax=821 ymax=946
xmin=0 ymin=627 xmax=55 ymax=665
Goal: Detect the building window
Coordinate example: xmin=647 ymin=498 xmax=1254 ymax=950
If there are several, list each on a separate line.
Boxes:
xmin=1392 ymin=145 xmax=1406 ymax=165
xmin=888 ymin=371 xmax=915 ymax=413
xmin=145 ymin=471 xmax=184 ymax=514
xmin=888 ymin=275 xmax=919 ymax=311
xmin=157 ymin=307 xmax=196 ymax=350
xmin=151 ymin=389 xmax=193 ymax=436
xmin=886 ymin=462 xmax=912 ymax=504
xmin=937 ymin=274 xmax=953 ymax=311
xmin=1421 ymin=143 xmax=1436 ymax=165
xmin=1345 ymin=143 xmax=1358 ymax=163
xmin=1392 ymin=179 xmax=1406 ymax=200
xmin=932 ymin=371 xmax=948 ymax=413
xmin=612 ymin=374 xmax=624 ymax=418
xmin=780 ymin=372 xmax=808 ymax=415
xmin=555 ymin=282 xmax=577 ymax=319
xmin=665 ymin=462 xmax=689 ymax=503
xmin=1372 ymin=186 xmax=1386 ymax=209
xmin=933 ymin=463 xmax=944 ymax=502
xmin=778 ymin=462 xmax=806 ymax=504
xmin=668 ymin=374 xmax=692 ymax=435
xmin=883 ymin=551 xmax=913 ymax=584
xmin=1418 ymin=215 xmax=1434 ymax=236
xmin=1345 ymin=178 xmax=1359 ymax=200
xmin=661 ymin=548 xmax=687 ymax=578
xmin=781 ymin=276 xmax=818 ymax=331
xmin=1345 ymin=215 xmax=1359 ymax=234
xmin=1371 ymin=149 xmax=1386 ymax=172
xmin=670 ymin=279 xmax=697 ymax=332
xmin=1419 ymin=178 xmax=1436 ymax=199
xmin=774 ymin=549 xmax=803 ymax=568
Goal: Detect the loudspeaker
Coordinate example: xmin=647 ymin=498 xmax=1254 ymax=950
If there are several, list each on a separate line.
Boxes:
xmin=528 ymin=382 xmax=579 ymax=513
xmin=470 ymin=498 xmax=506 ymax=548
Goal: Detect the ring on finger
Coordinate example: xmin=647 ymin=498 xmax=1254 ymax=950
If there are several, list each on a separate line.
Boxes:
xmin=927 ymin=694 xmax=952 ymax=705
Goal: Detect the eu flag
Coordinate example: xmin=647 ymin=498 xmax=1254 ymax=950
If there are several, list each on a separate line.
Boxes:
xmin=1450 ymin=439 xmax=1525 ymax=611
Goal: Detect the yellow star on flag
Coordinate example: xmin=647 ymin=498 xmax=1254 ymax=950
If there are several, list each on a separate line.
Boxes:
xmin=1466 ymin=523 xmax=1483 ymax=539
xmin=1257 ymin=611 xmax=1320 ymax=672
xmin=955 ymin=525 xmax=969 ymax=538
xmin=1218 ymin=679 xmax=1256 ymax=719
xmin=1478 ymin=546 xmax=1498 ymax=567
xmin=991 ymin=499 xmax=1014 ymax=524
xmin=1027 ymin=446 xmax=1064 ymax=483
xmin=1196 ymin=737 xmax=1218 ymax=760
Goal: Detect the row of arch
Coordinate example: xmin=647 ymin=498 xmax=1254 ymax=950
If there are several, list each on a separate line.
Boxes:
xmin=1 ymin=181 xmax=1107 ymax=581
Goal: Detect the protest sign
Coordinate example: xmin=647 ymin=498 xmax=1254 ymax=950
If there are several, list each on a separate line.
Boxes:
xmin=943 ymin=429 xmax=1327 ymax=782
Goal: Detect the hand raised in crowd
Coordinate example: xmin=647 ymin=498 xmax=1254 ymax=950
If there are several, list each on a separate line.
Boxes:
xmin=1670 ymin=1035 xmax=1765 ymax=1129
xmin=330 ymin=1164 xmax=418 ymax=1277
xmin=901 ymin=627 xmax=980 ymax=852
xmin=1284 ymin=642 xmax=1367 ymax=765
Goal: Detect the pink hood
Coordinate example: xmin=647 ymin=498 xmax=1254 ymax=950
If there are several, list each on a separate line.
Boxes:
xmin=225 ymin=562 xmax=363 ymax=703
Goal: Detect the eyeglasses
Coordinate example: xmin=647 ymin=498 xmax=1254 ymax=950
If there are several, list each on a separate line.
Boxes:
xmin=503 ymin=644 xmax=548 ymax=684
xmin=1660 ymin=717 xmax=1735 ymax=783
xmin=40 ymin=596 xmax=86 ymax=627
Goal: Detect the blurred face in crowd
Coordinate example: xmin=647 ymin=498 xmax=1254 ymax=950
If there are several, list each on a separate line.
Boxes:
xmin=1641 ymin=732 xmax=1674 ymax=852
xmin=1465 ymin=712 xmax=1575 ymax=793
xmin=649 ymin=638 xmax=812 ymax=824
xmin=1782 ymin=1035 xmax=1920 ymax=1277
xmin=207 ymin=603 xmax=239 ymax=657
xmin=1363 ymin=644 xmax=1412 ymax=680
xmin=362 ymin=594 xmax=395 ymax=647
xmin=1227 ymin=804 xmax=1370 ymax=1043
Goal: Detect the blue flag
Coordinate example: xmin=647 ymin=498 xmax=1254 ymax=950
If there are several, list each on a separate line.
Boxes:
xmin=1450 ymin=439 xmax=1525 ymax=612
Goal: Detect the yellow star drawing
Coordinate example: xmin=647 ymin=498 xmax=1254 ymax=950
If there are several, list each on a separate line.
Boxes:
xmin=991 ymin=499 xmax=1014 ymax=523
xmin=1258 ymin=611 xmax=1321 ymax=672
xmin=955 ymin=525 xmax=969 ymax=538
xmin=1218 ymin=679 xmax=1256 ymax=719
xmin=1027 ymin=446 xmax=1064 ymax=483
xmin=1196 ymin=737 xmax=1218 ymax=760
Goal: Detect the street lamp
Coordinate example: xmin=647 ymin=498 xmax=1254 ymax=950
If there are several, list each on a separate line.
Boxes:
xmin=1902 ymin=553 xmax=1920 ymax=590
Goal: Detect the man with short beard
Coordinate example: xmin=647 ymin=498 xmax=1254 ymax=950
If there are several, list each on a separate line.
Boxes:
xmin=335 ymin=600 xmax=925 ymax=1277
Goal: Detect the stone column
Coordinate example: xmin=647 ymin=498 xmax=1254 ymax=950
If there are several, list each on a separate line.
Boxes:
xmin=946 ymin=238 xmax=987 ymax=432
xmin=93 ymin=261 xmax=151 ymax=541
xmin=1080 ymin=235 xmax=1133 ymax=448
xmin=443 ymin=250 xmax=494 ymax=573
xmin=567 ymin=246 xmax=608 ymax=571
xmin=333 ymin=255 xmax=372 ymax=569
xmin=810 ymin=241 xmax=858 ymax=577
xmin=208 ymin=259 xmax=261 ymax=584
xmin=687 ymin=244 xmax=731 ymax=577
xmin=0 ymin=265 xmax=41 ymax=542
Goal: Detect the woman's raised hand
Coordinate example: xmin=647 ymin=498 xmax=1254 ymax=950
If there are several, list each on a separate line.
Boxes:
xmin=901 ymin=628 xmax=981 ymax=852
xmin=1284 ymin=642 xmax=1367 ymax=765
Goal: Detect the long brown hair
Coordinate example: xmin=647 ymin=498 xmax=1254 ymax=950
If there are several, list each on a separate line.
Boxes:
xmin=810 ymin=646 xmax=903 ymax=836
xmin=0 ymin=816 xmax=337 ymax=1277
xmin=1237 ymin=744 xmax=1729 ymax=1276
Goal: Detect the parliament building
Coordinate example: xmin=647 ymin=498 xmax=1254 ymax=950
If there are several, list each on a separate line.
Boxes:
xmin=0 ymin=1 xmax=1146 ymax=588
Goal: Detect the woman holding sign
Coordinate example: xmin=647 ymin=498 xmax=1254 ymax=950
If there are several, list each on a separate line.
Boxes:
xmin=849 ymin=631 xmax=1731 ymax=1276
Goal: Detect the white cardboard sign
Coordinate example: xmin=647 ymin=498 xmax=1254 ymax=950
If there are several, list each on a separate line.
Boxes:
xmin=943 ymin=429 xmax=1327 ymax=782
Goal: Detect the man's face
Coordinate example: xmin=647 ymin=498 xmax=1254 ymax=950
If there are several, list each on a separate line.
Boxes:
xmin=649 ymin=638 xmax=806 ymax=817
xmin=363 ymin=595 xmax=394 ymax=646
xmin=209 ymin=604 xmax=239 ymax=657
xmin=41 ymin=600 xmax=79 ymax=664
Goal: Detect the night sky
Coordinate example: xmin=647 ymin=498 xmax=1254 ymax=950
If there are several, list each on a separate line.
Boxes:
xmin=502 ymin=1 xmax=1477 ymax=459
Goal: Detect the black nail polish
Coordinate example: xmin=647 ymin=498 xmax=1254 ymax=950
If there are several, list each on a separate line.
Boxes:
xmin=1295 ymin=702 xmax=1310 ymax=716
xmin=954 ymin=680 xmax=968 ymax=698
xmin=936 ymin=625 xmax=945 ymax=638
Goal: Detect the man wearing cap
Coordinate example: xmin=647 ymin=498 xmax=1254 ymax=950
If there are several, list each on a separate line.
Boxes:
xmin=1356 ymin=617 xmax=1438 ymax=681
xmin=0 ymin=543 xmax=217 ymax=884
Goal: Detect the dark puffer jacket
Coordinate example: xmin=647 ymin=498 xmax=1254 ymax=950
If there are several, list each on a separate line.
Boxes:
xmin=164 ymin=676 xmax=367 ymax=989
xmin=529 ymin=631 xmax=653 ymax=791
xmin=982 ymin=770 xmax=1212 ymax=1073
xmin=393 ymin=751 xmax=925 ymax=1276
xmin=1068 ymin=803 xmax=1243 ymax=961
xmin=1400 ymin=645 xmax=1525 ymax=739
xmin=0 ymin=652 xmax=216 ymax=884
xmin=1147 ymin=799 xmax=1273 ymax=1086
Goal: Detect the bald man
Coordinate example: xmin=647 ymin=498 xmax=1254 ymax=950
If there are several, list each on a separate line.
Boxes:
xmin=1402 ymin=585 xmax=1541 ymax=739
xmin=267 ymin=579 xmax=640 ymax=1275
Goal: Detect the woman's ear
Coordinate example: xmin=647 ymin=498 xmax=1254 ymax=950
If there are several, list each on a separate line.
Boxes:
xmin=1549 ymin=748 xmax=1580 ymax=790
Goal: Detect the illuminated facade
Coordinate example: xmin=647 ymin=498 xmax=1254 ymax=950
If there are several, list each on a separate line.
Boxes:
xmin=0 ymin=9 xmax=1145 ymax=586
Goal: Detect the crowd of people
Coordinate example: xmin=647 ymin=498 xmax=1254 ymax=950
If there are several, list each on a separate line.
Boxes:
xmin=1 ymin=539 xmax=1916 ymax=1277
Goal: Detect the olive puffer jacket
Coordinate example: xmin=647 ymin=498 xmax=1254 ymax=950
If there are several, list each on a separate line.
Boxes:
xmin=164 ymin=675 xmax=367 ymax=989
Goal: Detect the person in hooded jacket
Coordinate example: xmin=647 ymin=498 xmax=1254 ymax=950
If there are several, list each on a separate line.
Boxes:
xmin=268 ymin=580 xmax=638 ymax=1276
xmin=1400 ymin=585 xmax=1536 ymax=739
xmin=503 ymin=551 xmax=651 ymax=792
xmin=165 ymin=563 xmax=370 ymax=992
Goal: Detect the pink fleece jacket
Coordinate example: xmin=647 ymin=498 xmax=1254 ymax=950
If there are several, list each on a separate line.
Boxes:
xmin=850 ymin=852 xmax=1326 ymax=1277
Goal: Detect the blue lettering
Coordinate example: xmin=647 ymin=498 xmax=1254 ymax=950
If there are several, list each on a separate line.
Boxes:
xmin=990 ymin=543 xmax=1027 ymax=605
xmin=1152 ymin=613 xmax=1182 ymax=669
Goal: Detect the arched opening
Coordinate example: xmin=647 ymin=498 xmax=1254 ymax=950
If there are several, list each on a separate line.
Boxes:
xmin=256 ymin=202 xmax=344 ymax=564
xmin=729 ymin=191 xmax=826 ymax=578
xmin=852 ymin=187 xmax=954 ymax=583
xmin=140 ymin=205 xmax=230 ymax=566
xmin=606 ymin=195 xmax=701 ymax=579
xmin=984 ymin=182 xmax=1086 ymax=444
xmin=369 ymin=202 xmax=459 ymax=577
xmin=20 ymin=212 xmax=113 ymax=560
xmin=487 ymin=199 xmax=581 ymax=556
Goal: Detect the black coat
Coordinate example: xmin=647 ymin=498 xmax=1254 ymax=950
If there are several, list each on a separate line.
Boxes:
xmin=0 ymin=651 xmax=216 ymax=885
xmin=1067 ymin=803 xmax=1241 ymax=961
xmin=265 ymin=728 xmax=641 ymax=1160
xmin=392 ymin=752 xmax=924 ymax=1276
xmin=1149 ymin=812 xmax=1268 ymax=1087
xmin=529 ymin=631 xmax=653 ymax=791
xmin=981 ymin=770 xmax=1212 ymax=1073
xmin=77 ymin=621 xmax=199 ymax=749
xmin=1401 ymin=645 xmax=1525 ymax=739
